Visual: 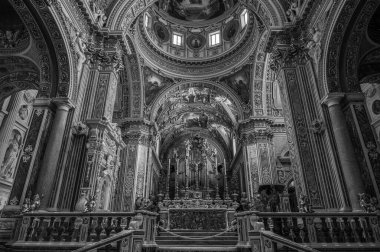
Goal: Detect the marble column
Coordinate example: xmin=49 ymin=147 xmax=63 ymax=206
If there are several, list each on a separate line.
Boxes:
xmin=0 ymin=97 xmax=10 ymax=127
xmin=0 ymin=92 xmax=24 ymax=168
xmin=322 ymin=93 xmax=365 ymax=211
xmin=36 ymin=98 xmax=74 ymax=210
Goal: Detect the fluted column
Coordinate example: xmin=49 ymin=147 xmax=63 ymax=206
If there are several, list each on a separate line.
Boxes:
xmin=322 ymin=93 xmax=365 ymax=211
xmin=0 ymin=97 xmax=10 ymax=127
xmin=36 ymin=98 xmax=74 ymax=210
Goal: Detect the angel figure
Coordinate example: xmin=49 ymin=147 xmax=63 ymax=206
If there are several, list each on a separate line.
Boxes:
xmin=74 ymin=32 xmax=87 ymax=82
xmin=307 ymin=27 xmax=322 ymax=66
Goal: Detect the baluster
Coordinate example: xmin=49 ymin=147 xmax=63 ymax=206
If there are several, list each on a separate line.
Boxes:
xmin=330 ymin=217 xmax=341 ymax=243
xmin=79 ymin=217 xmax=89 ymax=242
xmin=66 ymin=217 xmax=75 ymax=242
xmin=358 ymin=216 xmax=369 ymax=242
xmin=104 ymin=217 xmax=113 ymax=237
xmin=354 ymin=217 xmax=365 ymax=243
xmin=281 ymin=218 xmax=290 ymax=239
xmin=306 ymin=217 xmax=317 ymax=243
xmin=19 ymin=216 xmax=32 ymax=241
xmin=288 ymin=218 xmax=296 ymax=241
xmin=348 ymin=217 xmax=359 ymax=242
xmin=369 ymin=216 xmax=380 ymax=243
xmin=42 ymin=217 xmax=55 ymax=241
xmin=73 ymin=217 xmax=83 ymax=242
xmin=297 ymin=218 xmax=305 ymax=243
xmin=115 ymin=216 xmax=123 ymax=233
xmin=95 ymin=216 xmax=104 ymax=241
xmin=365 ymin=217 xmax=375 ymax=242
xmin=120 ymin=216 xmax=129 ymax=230
xmin=267 ymin=217 xmax=274 ymax=232
xmin=57 ymin=217 xmax=66 ymax=241
xmin=273 ymin=217 xmax=282 ymax=235
xmin=31 ymin=217 xmax=42 ymax=241
xmin=263 ymin=217 xmax=269 ymax=230
xmin=342 ymin=217 xmax=354 ymax=242
xmin=87 ymin=217 xmax=96 ymax=242
xmin=326 ymin=217 xmax=334 ymax=243
xmin=321 ymin=217 xmax=331 ymax=243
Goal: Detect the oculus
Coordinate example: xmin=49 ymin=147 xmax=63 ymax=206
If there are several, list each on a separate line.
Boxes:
xmin=372 ymin=100 xmax=380 ymax=115
xmin=158 ymin=0 xmax=237 ymax=22
xmin=223 ymin=20 xmax=239 ymax=41
xmin=154 ymin=22 xmax=170 ymax=42
xmin=187 ymin=34 xmax=206 ymax=50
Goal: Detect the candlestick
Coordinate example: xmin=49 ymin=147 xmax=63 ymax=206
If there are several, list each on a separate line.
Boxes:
xmin=165 ymin=158 xmax=171 ymax=200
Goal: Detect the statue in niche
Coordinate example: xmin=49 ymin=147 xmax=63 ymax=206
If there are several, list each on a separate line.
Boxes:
xmin=199 ymin=112 xmax=208 ymax=128
xmin=0 ymin=130 xmax=22 ymax=180
xmin=74 ymin=32 xmax=87 ymax=82
xmin=286 ymin=0 xmax=300 ymax=22
xmin=18 ymin=105 xmax=28 ymax=120
xmin=306 ymin=27 xmax=322 ymax=67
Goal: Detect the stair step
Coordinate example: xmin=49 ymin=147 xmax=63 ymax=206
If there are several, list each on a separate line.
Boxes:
xmin=156 ymin=236 xmax=237 ymax=241
xmin=157 ymin=246 xmax=237 ymax=251
xmin=156 ymin=240 xmax=237 ymax=246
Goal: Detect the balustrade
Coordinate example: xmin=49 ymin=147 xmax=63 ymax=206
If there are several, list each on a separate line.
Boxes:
xmin=13 ymin=212 xmax=134 ymax=250
xmin=236 ymin=211 xmax=380 ymax=251
xmin=257 ymin=212 xmax=380 ymax=244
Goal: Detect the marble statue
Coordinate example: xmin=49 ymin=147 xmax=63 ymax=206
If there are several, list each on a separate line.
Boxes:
xmin=307 ymin=27 xmax=322 ymax=66
xmin=0 ymin=130 xmax=22 ymax=180
xmin=74 ymin=32 xmax=87 ymax=82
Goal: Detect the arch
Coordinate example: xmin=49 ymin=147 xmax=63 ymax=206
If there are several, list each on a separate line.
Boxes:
xmin=0 ymin=56 xmax=39 ymax=102
xmin=322 ymin=0 xmax=380 ymax=93
xmin=149 ymin=80 xmax=245 ymax=123
xmin=107 ymin=0 xmax=286 ymax=32
xmin=8 ymin=0 xmax=75 ymax=99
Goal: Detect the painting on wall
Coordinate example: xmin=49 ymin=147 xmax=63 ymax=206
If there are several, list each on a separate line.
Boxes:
xmin=144 ymin=67 xmax=172 ymax=105
xmin=220 ymin=65 xmax=251 ymax=104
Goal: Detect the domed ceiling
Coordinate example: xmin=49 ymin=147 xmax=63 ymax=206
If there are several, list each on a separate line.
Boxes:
xmin=157 ymin=0 xmax=238 ymax=22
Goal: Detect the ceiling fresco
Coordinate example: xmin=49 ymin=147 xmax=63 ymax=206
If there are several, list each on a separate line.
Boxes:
xmin=219 ymin=65 xmax=251 ymax=105
xmin=0 ymin=1 xmax=29 ymax=50
xmin=157 ymin=0 xmax=238 ymax=22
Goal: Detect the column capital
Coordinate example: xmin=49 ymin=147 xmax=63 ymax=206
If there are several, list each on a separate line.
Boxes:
xmin=321 ymin=93 xmax=345 ymax=107
xmin=51 ymin=97 xmax=75 ymax=111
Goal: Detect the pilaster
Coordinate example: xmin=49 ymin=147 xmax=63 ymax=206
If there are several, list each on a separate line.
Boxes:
xmin=75 ymin=118 xmax=124 ymax=211
xmin=2 ymin=98 xmax=53 ymax=217
xmin=118 ymin=119 xmax=155 ymax=211
xmin=238 ymin=118 xmax=275 ymax=200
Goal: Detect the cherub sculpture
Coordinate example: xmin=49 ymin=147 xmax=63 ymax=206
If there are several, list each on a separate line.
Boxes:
xmin=299 ymin=194 xmax=313 ymax=213
xmin=358 ymin=193 xmax=378 ymax=213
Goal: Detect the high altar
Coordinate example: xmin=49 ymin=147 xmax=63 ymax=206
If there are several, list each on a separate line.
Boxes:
xmin=158 ymin=136 xmax=235 ymax=230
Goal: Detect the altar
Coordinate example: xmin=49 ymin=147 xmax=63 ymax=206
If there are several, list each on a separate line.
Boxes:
xmin=158 ymin=136 xmax=236 ymax=230
xmin=169 ymin=208 xmax=227 ymax=230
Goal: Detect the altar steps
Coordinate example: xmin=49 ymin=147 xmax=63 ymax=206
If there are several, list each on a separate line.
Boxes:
xmin=156 ymin=230 xmax=238 ymax=251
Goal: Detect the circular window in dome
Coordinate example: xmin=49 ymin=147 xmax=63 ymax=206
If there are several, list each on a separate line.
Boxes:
xmin=153 ymin=22 xmax=170 ymax=42
xmin=223 ymin=20 xmax=239 ymax=41
xmin=187 ymin=34 xmax=206 ymax=50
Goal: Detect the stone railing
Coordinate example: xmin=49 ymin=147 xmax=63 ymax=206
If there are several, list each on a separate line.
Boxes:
xmin=9 ymin=211 xmax=139 ymax=251
xmin=236 ymin=211 xmax=380 ymax=251
xmin=260 ymin=230 xmax=318 ymax=252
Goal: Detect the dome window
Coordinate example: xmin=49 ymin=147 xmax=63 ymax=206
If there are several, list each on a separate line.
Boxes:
xmin=144 ymin=13 xmax=152 ymax=28
xmin=173 ymin=32 xmax=183 ymax=46
xmin=209 ymin=31 xmax=220 ymax=46
xmin=240 ymin=9 xmax=248 ymax=28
